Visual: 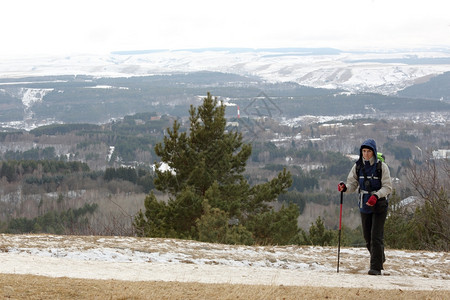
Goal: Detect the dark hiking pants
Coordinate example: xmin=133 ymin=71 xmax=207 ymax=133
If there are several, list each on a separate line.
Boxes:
xmin=360 ymin=210 xmax=387 ymax=271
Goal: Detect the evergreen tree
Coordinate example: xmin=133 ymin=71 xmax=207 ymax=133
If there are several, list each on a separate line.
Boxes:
xmin=384 ymin=191 xmax=417 ymax=249
xmin=304 ymin=216 xmax=334 ymax=246
xmin=134 ymin=93 xmax=295 ymax=244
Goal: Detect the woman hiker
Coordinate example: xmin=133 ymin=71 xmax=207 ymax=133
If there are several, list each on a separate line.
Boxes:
xmin=338 ymin=138 xmax=393 ymax=275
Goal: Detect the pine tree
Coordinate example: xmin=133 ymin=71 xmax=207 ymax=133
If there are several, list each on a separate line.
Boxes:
xmin=305 ymin=216 xmax=334 ymax=246
xmin=134 ymin=93 xmax=295 ymax=244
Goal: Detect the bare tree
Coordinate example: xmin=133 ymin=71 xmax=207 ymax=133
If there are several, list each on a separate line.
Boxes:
xmin=407 ymin=156 xmax=449 ymax=251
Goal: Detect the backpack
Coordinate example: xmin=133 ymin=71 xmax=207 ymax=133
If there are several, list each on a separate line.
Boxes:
xmin=355 ymin=152 xmax=384 ymax=182
xmin=356 ymin=152 xmax=389 ymax=211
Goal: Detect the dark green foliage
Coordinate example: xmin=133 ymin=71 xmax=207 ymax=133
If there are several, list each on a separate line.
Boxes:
xmin=340 ymin=225 xmax=366 ymax=247
xmin=408 ymin=157 xmax=449 ymax=251
xmin=0 ymin=131 xmax=22 ymax=142
xmin=3 ymin=147 xmax=57 ymax=161
xmin=136 ymin=173 xmax=155 ymax=193
xmin=384 ymin=143 xmax=412 ymax=160
xmin=196 ymin=200 xmax=255 ymax=245
xmin=0 ymin=160 xmax=92 ymax=196
xmin=24 ymin=175 xmax=64 ymax=185
xmin=196 ymin=201 xmax=229 ymax=244
xmin=385 ymin=191 xmax=417 ymax=249
xmin=397 ymin=130 xmax=419 ymax=143
xmin=325 ymin=151 xmax=354 ymax=177
xmin=290 ymin=174 xmax=319 ymax=192
xmin=0 ymin=162 xmax=16 ymax=182
xmin=0 ymin=160 xmax=89 ymax=179
xmin=251 ymin=142 xmax=283 ymax=162
xmin=293 ymin=147 xmax=324 ymax=161
xmin=303 ymin=216 xmax=334 ymax=246
xmin=134 ymin=192 xmax=175 ymax=238
xmin=277 ymin=191 xmax=306 ymax=214
xmin=97 ymin=115 xmax=167 ymax=164
xmin=104 ymin=167 xmax=155 ymax=192
xmin=112 ymin=136 xmax=153 ymax=162
xmin=0 ymin=92 xmax=23 ymax=121
xmin=245 ymin=203 xmax=300 ymax=245
xmin=412 ymin=191 xmax=449 ymax=251
xmin=234 ymin=93 xmax=450 ymax=118
xmin=3 ymin=72 xmax=449 ymax=124
xmin=386 ymin=187 xmax=449 ymax=251
xmin=134 ymin=93 xmax=296 ymax=245
xmin=7 ymin=203 xmax=98 ymax=234
xmin=398 ymin=71 xmax=450 ymax=100
xmin=104 ymin=167 xmax=137 ymax=184
xmin=30 ymin=123 xmax=101 ymax=136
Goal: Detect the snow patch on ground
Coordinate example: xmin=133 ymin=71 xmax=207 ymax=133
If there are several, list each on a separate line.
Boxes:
xmin=0 ymin=234 xmax=448 ymax=290
xmin=19 ymin=88 xmax=53 ymax=108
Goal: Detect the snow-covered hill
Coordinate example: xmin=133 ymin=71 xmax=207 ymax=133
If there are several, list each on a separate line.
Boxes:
xmin=2 ymin=48 xmax=450 ymax=95
xmin=0 ymin=234 xmax=449 ymax=291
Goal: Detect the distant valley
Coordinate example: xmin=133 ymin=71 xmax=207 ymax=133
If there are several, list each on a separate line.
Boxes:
xmin=3 ymin=47 xmax=450 ymax=94
xmin=1 ymin=48 xmax=450 ymax=131
xmin=1 ymin=48 xmax=449 ymax=235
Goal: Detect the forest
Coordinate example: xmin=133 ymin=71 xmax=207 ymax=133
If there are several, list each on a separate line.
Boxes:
xmin=1 ymin=72 xmax=450 ymax=125
xmin=0 ymin=93 xmax=448 ymax=251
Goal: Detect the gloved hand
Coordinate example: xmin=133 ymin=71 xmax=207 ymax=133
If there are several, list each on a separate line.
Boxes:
xmin=338 ymin=181 xmax=347 ymax=192
xmin=367 ymin=195 xmax=378 ymax=206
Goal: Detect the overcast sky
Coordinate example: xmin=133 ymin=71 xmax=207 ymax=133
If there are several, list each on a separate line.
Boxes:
xmin=1 ymin=0 xmax=450 ymax=57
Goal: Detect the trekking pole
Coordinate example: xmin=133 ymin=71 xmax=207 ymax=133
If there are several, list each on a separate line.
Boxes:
xmin=337 ymin=190 xmax=343 ymax=273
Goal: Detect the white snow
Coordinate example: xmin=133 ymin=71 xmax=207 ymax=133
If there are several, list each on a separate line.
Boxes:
xmin=85 ymin=85 xmax=129 ymax=90
xmin=107 ymin=146 xmax=115 ymax=162
xmin=152 ymin=162 xmax=176 ymax=174
xmin=19 ymin=88 xmax=53 ymax=109
xmin=1 ymin=49 xmax=450 ymax=95
xmin=0 ymin=234 xmax=448 ymax=291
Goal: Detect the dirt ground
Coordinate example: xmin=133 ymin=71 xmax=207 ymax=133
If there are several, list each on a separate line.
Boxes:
xmin=1 ymin=273 xmax=449 ymax=300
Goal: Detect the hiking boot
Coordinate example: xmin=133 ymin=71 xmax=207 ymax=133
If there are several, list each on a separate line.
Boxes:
xmin=368 ymin=269 xmax=381 ymax=275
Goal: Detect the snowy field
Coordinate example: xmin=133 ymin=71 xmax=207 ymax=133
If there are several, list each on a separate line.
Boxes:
xmin=2 ymin=50 xmax=450 ymax=95
xmin=0 ymin=234 xmax=448 ymax=292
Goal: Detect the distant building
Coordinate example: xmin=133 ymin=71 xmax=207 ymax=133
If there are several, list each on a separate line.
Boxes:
xmin=396 ymin=196 xmax=424 ymax=213
xmin=432 ymin=149 xmax=450 ymax=159
xmin=226 ymin=121 xmax=239 ymax=127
